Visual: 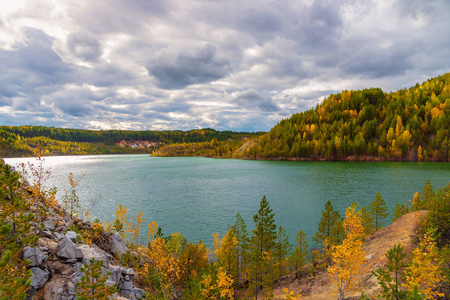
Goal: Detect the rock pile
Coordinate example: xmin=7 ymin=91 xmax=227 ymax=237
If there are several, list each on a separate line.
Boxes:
xmin=24 ymin=212 xmax=144 ymax=300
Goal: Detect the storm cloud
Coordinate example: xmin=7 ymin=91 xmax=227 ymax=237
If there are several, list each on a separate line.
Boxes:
xmin=0 ymin=0 xmax=449 ymax=131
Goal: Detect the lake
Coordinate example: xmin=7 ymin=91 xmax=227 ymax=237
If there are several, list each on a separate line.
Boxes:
xmin=5 ymin=155 xmax=450 ymax=248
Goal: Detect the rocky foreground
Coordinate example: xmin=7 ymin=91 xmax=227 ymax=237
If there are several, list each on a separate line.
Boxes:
xmin=24 ymin=211 xmax=142 ymax=300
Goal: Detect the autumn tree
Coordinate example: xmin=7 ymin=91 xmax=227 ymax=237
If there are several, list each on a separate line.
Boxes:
xmin=289 ymin=229 xmax=309 ymax=279
xmin=369 ymin=193 xmax=389 ymax=231
xmin=328 ymin=204 xmax=368 ymax=300
xmin=403 ymin=231 xmax=444 ymax=299
xmin=214 ymin=229 xmax=238 ymax=285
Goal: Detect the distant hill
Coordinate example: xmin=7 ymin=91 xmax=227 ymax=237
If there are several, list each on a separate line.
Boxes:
xmin=0 ymin=126 xmax=260 ymax=157
xmin=243 ymin=73 xmax=450 ymax=161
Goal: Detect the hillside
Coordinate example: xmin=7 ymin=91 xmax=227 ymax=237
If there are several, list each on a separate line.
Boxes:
xmin=243 ymin=73 xmax=450 ymax=161
xmin=272 ymin=211 xmax=427 ymax=299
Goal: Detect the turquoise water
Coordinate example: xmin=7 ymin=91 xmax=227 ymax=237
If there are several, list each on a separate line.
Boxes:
xmin=5 ymin=155 xmax=450 ymax=248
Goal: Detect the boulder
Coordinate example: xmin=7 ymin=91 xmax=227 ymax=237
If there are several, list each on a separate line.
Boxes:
xmin=56 ymin=237 xmax=83 ymax=260
xmin=54 ymin=232 xmax=65 ymax=241
xmin=108 ymin=265 xmax=123 ymax=284
xmin=42 ymin=275 xmax=76 ymax=300
xmin=23 ymin=246 xmax=47 ymax=267
xmin=65 ymin=231 xmax=78 ymax=243
xmin=79 ymin=244 xmax=110 ymax=268
xmin=30 ymin=267 xmax=49 ymax=289
xmin=110 ymin=232 xmax=128 ymax=257
xmin=44 ymin=219 xmax=56 ymax=231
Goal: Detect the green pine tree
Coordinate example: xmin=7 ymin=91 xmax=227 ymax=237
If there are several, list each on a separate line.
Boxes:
xmin=369 ymin=193 xmax=389 ymax=231
xmin=249 ymin=196 xmax=277 ymax=300
xmin=313 ymin=200 xmax=341 ymax=248
xmin=77 ymin=258 xmax=119 ymax=300
xmin=273 ymin=226 xmax=292 ymax=278
xmin=289 ymin=229 xmax=309 ymax=279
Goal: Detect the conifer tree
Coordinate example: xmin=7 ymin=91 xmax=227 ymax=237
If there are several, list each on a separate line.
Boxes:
xmin=289 ymin=229 xmax=309 ymax=279
xmin=313 ymin=200 xmax=341 ymax=250
xmin=77 ymin=258 xmax=119 ymax=300
xmin=372 ymin=243 xmax=408 ymax=300
xmin=0 ymin=163 xmax=36 ymax=298
xmin=231 ymin=213 xmax=250 ymax=285
xmin=359 ymin=206 xmax=374 ymax=236
xmin=250 ymin=196 xmax=277 ymax=299
xmin=369 ymin=193 xmax=389 ymax=231
xmin=273 ymin=226 xmax=292 ymax=278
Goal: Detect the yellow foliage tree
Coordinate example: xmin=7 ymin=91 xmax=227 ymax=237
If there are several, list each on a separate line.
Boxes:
xmin=403 ymin=232 xmax=444 ymax=299
xmin=132 ymin=211 xmax=145 ymax=243
xmin=327 ymin=204 xmax=367 ymax=300
xmin=112 ymin=204 xmax=132 ymax=239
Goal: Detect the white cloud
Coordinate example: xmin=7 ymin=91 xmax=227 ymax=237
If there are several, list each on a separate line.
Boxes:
xmin=0 ymin=0 xmax=449 ymax=132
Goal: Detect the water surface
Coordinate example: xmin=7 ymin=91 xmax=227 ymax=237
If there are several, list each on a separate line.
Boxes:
xmin=5 ymin=155 xmax=449 ymax=248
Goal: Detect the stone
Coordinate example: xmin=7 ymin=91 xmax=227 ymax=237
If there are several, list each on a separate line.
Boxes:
xmin=65 ymin=258 xmax=77 ymax=264
xmin=119 ymin=279 xmax=134 ymax=298
xmin=79 ymin=244 xmax=110 ymax=268
xmin=110 ymin=232 xmax=129 ymax=257
xmin=126 ymin=268 xmax=135 ymax=281
xmin=56 ymin=237 xmax=83 ymax=260
xmin=108 ymin=265 xmax=123 ymax=284
xmin=23 ymin=246 xmax=47 ymax=267
xmin=65 ymin=231 xmax=78 ymax=243
xmin=54 ymin=232 xmax=64 ymax=241
xmin=43 ymin=230 xmax=53 ymax=238
xmin=44 ymin=219 xmax=56 ymax=231
xmin=134 ymin=287 xmax=145 ymax=299
xmin=30 ymin=267 xmax=49 ymax=289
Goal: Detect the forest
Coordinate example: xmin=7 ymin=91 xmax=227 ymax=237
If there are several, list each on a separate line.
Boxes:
xmin=243 ymin=73 xmax=450 ymax=161
xmin=0 ymin=126 xmax=259 ymax=157
xmin=1 ymin=156 xmax=449 ymax=299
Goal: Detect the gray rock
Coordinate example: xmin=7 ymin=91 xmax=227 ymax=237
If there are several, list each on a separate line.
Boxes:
xmin=54 ymin=232 xmax=65 ymax=241
xmin=82 ymin=219 xmax=91 ymax=227
xmin=134 ymin=287 xmax=145 ymax=299
xmin=44 ymin=219 xmax=56 ymax=231
xmin=43 ymin=230 xmax=53 ymax=238
xmin=56 ymin=237 xmax=83 ymax=260
xmin=23 ymin=246 xmax=47 ymax=267
xmin=79 ymin=244 xmax=110 ymax=268
xmin=119 ymin=279 xmax=134 ymax=298
xmin=66 ymin=258 xmax=77 ymax=264
xmin=65 ymin=231 xmax=78 ymax=243
xmin=30 ymin=267 xmax=49 ymax=289
xmin=126 ymin=268 xmax=135 ymax=281
xmin=110 ymin=232 xmax=129 ymax=257
xmin=108 ymin=265 xmax=123 ymax=284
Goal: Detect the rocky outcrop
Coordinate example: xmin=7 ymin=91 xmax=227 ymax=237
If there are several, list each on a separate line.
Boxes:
xmin=23 ymin=212 xmax=143 ymax=299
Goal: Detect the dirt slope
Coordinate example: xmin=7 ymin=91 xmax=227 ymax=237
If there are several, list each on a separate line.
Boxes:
xmin=273 ymin=211 xmax=427 ymax=300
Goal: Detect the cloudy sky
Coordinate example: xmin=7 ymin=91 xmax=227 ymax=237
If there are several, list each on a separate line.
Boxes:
xmin=0 ymin=0 xmax=449 ymax=132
